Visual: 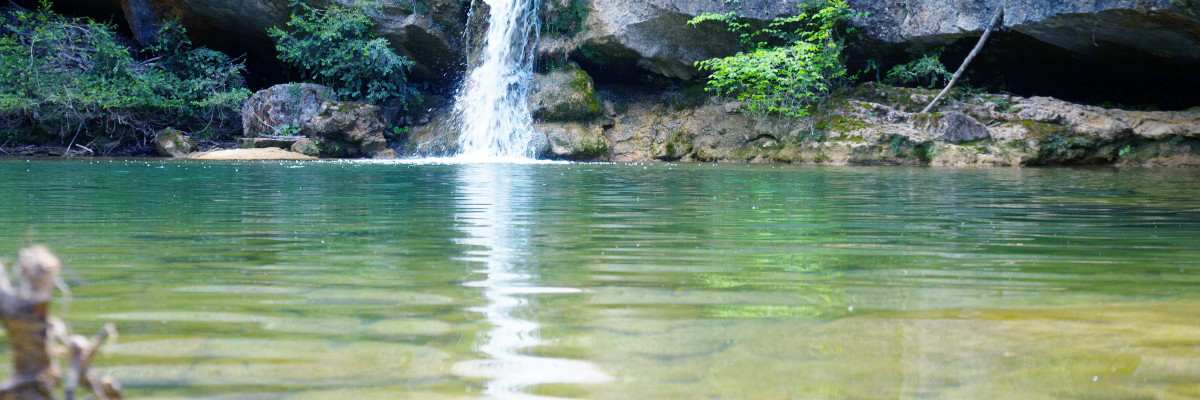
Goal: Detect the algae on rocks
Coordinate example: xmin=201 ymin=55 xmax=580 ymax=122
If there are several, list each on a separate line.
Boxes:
xmin=529 ymin=62 xmax=605 ymax=122
xmin=155 ymin=129 xmax=198 ymax=158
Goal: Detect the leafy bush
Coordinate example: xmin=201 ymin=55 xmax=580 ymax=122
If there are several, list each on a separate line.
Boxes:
xmin=541 ymin=0 xmax=588 ymax=36
xmin=688 ymin=0 xmax=863 ymax=118
xmin=0 ymin=4 xmax=249 ymax=146
xmin=885 ymin=52 xmax=951 ymax=89
xmin=269 ymin=1 xmax=420 ymax=106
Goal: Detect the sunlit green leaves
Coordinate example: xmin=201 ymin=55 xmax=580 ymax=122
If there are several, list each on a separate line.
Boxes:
xmin=268 ymin=1 xmax=419 ymax=106
xmin=688 ymin=0 xmax=861 ymax=118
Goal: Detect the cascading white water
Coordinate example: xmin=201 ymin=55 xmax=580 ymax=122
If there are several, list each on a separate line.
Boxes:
xmin=454 ymin=0 xmax=540 ymax=160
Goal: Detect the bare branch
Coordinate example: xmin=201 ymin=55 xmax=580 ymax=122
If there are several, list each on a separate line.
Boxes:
xmin=920 ymin=4 xmax=1005 ymax=114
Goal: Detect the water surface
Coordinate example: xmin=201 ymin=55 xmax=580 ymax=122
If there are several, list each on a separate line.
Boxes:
xmin=0 ymin=160 xmax=1198 ymax=399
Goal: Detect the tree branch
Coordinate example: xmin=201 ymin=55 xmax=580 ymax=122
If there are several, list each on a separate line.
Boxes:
xmin=920 ymin=4 xmax=1005 ymax=114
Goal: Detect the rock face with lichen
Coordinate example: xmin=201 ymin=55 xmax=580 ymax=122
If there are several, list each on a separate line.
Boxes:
xmin=154 ymin=128 xmax=197 ymax=158
xmin=241 ymin=84 xmax=393 ymax=158
xmin=242 ymin=83 xmax=335 ymax=137
xmin=582 ymin=82 xmax=1200 ymax=167
xmin=533 ymin=123 xmax=611 ymax=161
xmin=529 ymin=62 xmax=604 ymax=122
xmin=914 ymin=111 xmax=991 ymax=144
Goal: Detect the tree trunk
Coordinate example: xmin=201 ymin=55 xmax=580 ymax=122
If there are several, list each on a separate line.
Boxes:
xmin=0 ymin=246 xmax=121 ymax=400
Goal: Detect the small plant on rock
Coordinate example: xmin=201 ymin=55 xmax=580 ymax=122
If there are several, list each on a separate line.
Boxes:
xmin=885 ymin=51 xmax=952 ymax=89
xmin=269 ymin=1 xmax=420 ymax=106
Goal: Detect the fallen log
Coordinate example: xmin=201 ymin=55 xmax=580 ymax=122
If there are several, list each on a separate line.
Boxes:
xmin=0 ymin=246 xmax=121 ymax=400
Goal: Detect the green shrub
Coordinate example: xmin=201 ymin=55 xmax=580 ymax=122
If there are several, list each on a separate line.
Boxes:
xmin=0 ymin=4 xmax=249 ymax=145
xmin=688 ymin=0 xmax=863 ymax=118
xmin=269 ymin=1 xmax=420 ymax=106
xmin=885 ymin=52 xmax=951 ymax=89
xmin=541 ymin=0 xmax=588 ymax=36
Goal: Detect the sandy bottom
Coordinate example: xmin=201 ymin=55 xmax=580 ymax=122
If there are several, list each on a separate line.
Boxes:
xmin=188 ymin=148 xmax=317 ymax=160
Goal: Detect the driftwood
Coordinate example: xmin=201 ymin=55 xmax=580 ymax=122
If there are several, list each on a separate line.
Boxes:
xmin=920 ymin=4 xmax=1006 ymax=114
xmin=0 ymin=246 xmax=121 ymax=400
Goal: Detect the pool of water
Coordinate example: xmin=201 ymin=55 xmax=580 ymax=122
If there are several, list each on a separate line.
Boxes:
xmin=0 ymin=159 xmax=1198 ymax=399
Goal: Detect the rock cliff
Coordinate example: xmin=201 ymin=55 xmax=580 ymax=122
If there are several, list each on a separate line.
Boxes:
xmin=511 ymin=82 xmax=1200 ymax=166
xmin=554 ymin=0 xmax=1200 ymax=86
xmin=58 ymin=0 xmax=1199 ymax=88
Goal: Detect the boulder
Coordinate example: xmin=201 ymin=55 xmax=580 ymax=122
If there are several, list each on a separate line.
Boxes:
xmin=529 ymin=63 xmax=604 ymax=122
xmin=303 ymin=101 xmax=390 ymax=158
xmin=154 ymin=129 xmax=197 ymax=158
xmin=290 ymin=139 xmax=321 ymax=157
xmin=533 ymin=123 xmax=610 ymax=161
xmin=913 ymin=111 xmax=991 ymax=144
xmin=242 ymin=83 xmax=336 ymax=138
xmin=242 ymin=83 xmax=392 ymax=158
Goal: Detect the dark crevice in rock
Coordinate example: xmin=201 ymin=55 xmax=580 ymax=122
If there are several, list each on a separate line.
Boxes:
xmin=941 ymin=30 xmax=1200 ymax=111
xmin=12 ymin=0 xmax=133 ymax=38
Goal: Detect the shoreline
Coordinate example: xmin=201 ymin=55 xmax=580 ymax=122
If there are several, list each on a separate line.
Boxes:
xmin=3 ymin=148 xmax=1197 ymax=168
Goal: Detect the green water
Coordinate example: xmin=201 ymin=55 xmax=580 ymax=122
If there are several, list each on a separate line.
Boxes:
xmin=0 ymin=159 xmax=1199 ymax=399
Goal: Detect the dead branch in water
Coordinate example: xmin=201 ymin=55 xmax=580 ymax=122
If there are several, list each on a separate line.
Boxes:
xmin=0 ymin=246 xmax=121 ymax=400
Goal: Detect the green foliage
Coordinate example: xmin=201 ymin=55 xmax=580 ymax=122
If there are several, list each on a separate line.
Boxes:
xmin=916 ymin=142 xmax=938 ymax=163
xmin=269 ymin=1 xmax=419 ymax=106
xmin=0 ymin=4 xmax=249 ymax=145
xmin=271 ymin=124 xmax=300 ymax=137
xmin=541 ymin=0 xmax=588 ymax=36
xmin=386 ymin=124 xmax=409 ymax=140
xmin=885 ymin=52 xmax=951 ymax=89
xmin=688 ymin=0 xmax=864 ymax=118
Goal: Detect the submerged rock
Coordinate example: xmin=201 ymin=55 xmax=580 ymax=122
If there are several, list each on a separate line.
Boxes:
xmin=154 ymin=129 xmax=197 ymax=158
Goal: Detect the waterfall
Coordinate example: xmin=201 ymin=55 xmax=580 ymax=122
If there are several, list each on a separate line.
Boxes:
xmin=454 ymin=0 xmax=540 ymax=160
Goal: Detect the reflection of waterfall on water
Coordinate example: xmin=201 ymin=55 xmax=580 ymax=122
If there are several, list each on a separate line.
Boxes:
xmin=451 ymin=164 xmax=611 ymax=399
xmin=454 ymin=0 xmax=540 ymax=160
